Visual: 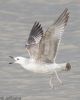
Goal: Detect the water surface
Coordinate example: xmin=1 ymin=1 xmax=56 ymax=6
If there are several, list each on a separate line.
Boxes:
xmin=0 ymin=0 xmax=80 ymax=100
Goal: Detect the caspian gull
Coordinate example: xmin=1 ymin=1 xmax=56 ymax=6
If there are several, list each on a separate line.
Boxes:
xmin=9 ymin=8 xmax=71 ymax=88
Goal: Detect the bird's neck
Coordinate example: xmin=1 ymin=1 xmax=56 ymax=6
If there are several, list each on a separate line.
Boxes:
xmin=19 ymin=58 xmax=28 ymax=69
xmin=19 ymin=58 xmax=35 ymax=70
xmin=20 ymin=59 xmax=36 ymax=71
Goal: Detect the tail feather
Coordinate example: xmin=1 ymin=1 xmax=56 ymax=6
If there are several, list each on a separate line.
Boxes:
xmin=65 ymin=63 xmax=71 ymax=71
xmin=58 ymin=62 xmax=71 ymax=72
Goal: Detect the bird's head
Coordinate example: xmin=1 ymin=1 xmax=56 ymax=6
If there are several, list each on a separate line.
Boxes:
xmin=9 ymin=56 xmax=27 ymax=65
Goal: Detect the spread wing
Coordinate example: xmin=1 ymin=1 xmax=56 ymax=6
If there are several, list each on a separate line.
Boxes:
xmin=38 ymin=8 xmax=69 ymax=63
xmin=25 ymin=8 xmax=69 ymax=63
xmin=25 ymin=21 xmax=43 ymax=59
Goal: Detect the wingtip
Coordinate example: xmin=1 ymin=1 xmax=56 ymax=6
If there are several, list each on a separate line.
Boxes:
xmin=64 ymin=8 xmax=68 ymax=11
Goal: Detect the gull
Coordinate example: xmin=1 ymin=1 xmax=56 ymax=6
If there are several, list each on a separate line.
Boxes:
xmin=9 ymin=8 xmax=71 ymax=88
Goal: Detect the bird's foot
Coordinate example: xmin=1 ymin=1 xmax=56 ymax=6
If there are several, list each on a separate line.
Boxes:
xmin=49 ymin=76 xmax=54 ymax=89
xmin=49 ymin=71 xmax=63 ymax=89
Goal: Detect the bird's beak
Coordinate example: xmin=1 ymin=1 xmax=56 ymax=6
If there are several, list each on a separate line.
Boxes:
xmin=9 ymin=56 xmax=15 ymax=64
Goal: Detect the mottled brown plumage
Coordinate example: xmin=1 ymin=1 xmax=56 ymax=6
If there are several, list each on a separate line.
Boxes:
xmin=25 ymin=8 xmax=69 ymax=63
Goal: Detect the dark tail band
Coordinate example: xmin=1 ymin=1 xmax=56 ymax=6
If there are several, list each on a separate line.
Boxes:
xmin=66 ymin=63 xmax=71 ymax=71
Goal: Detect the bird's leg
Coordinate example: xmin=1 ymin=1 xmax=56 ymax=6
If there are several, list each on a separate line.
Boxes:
xmin=49 ymin=76 xmax=54 ymax=88
xmin=54 ymin=70 xmax=63 ymax=84
xmin=49 ymin=71 xmax=63 ymax=88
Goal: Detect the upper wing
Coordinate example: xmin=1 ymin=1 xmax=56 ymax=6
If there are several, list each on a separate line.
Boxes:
xmin=25 ymin=21 xmax=43 ymax=58
xmin=38 ymin=8 xmax=69 ymax=63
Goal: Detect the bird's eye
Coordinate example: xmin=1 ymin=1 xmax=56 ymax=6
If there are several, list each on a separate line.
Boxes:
xmin=17 ymin=58 xmax=19 ymax=60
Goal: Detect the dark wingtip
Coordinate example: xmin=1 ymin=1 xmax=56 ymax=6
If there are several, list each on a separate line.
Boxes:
xmin=65 ymin=8 xmax=68 ymax=11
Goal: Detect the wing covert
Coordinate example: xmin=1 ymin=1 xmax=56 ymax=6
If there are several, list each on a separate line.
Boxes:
xmin=38 ymin=8 xmax=69 ymax=63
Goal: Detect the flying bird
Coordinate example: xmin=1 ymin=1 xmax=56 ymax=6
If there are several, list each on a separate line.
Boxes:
xmin=9 ymin=8 xmax=71 ymax=88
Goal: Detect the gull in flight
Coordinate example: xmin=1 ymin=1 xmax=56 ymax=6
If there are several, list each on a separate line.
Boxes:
xmin=9 ymin=8 xmax=71 ymax=88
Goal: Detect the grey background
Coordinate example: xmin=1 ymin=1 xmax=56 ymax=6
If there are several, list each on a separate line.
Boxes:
xmin=0 ymin=0 xmax=80 ymax=100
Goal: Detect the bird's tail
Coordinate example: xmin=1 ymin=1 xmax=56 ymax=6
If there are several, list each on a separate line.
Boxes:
xmin=65 ymin=63 xmax=71 ymax=71
xmin=58 ymin=62 xmax=71 ymax=72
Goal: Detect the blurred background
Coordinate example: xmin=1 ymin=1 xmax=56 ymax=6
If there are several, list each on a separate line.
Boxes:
xmin=0 ymin=0 xmax=80 ymax=100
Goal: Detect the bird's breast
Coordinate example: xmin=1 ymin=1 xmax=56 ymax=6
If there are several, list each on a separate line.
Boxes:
xmin=26 ymin=62 xmax=58 ymax=74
